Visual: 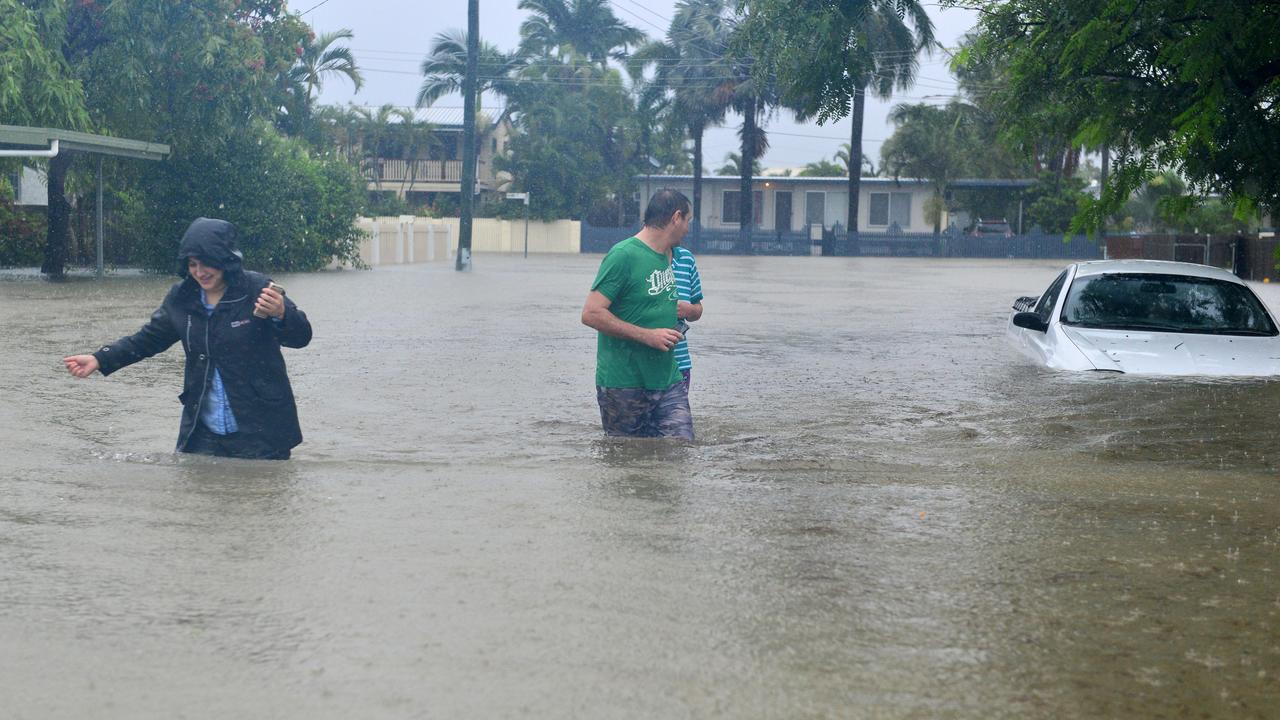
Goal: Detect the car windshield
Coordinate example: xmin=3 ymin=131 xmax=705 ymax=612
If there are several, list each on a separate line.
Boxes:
xmin=1060 ymin=273 xmax=1278 ymax=335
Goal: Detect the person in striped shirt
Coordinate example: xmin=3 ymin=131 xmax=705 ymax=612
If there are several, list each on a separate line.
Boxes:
xmin=672 ymin=246 xmax=704 ymax=385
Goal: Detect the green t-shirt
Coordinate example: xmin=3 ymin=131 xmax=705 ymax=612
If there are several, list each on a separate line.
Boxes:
xmin=590 ymin=236 xmax=683 ymax=390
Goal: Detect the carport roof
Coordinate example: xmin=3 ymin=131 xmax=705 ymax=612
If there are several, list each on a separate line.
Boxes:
xmin=0 ymin=124 xmax=169 ymax=161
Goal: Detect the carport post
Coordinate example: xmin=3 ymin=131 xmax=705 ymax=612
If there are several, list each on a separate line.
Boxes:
xmin=96 ymin=156 xmax=104 ymax=278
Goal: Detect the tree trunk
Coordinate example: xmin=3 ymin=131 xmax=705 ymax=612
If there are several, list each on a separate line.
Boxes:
xmin=692 ymin=123 xmax=703 ymax=246
xmin=738 ymin=96 xmax=756 ymax=253
xmin=42 ymin=152 xmax=74 ymax=279
xmin=847 ymin=88 xmax=865 ymax=235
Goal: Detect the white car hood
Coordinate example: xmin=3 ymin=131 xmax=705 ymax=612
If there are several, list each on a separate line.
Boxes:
xmin=1060 ymin=325 xmax=1280 ymax=375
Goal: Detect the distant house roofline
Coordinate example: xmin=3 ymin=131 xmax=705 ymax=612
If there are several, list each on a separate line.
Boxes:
xmin=634 ymin=174 xmax=1036 ymax=189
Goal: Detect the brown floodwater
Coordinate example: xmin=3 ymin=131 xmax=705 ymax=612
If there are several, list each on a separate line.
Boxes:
xmin=2 ymin=255 xmax=1278 ymax=718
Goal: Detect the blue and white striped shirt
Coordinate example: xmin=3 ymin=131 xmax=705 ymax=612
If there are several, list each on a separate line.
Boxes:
xmin=199 ymin=289 xmax=239 ymax=435
xmin=671 ymin=247 xmax=703 ymax=371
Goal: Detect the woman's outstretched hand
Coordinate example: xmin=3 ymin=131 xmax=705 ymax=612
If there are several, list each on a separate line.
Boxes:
xmin=63 ymin=355 xmax=100 ymax=378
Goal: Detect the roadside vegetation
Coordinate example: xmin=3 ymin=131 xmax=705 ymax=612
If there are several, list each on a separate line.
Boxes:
xmin=2 ymin=0 xmax=1273 ymax=274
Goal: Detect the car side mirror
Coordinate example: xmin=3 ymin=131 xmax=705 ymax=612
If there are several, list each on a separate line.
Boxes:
xmin=1012 ymin=311 xmax=1049 ymax=333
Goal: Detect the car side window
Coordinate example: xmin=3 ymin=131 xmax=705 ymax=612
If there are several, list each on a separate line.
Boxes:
xmin=1033 ymin=270 xmax=1070 ymax=319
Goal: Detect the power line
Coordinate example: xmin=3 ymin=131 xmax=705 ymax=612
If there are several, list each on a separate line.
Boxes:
xmin=605 ymin=0 xmax=668 ymax=36
xmin=297 ymin=0 xmax=338 ymax=16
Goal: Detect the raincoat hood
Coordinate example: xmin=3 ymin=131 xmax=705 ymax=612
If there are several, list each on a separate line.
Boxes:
xmin=176 ymin=218 xmax=244 ymax=277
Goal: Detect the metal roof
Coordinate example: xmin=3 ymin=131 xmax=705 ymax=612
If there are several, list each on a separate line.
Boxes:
xmin=0 ymin=125 xmax=169 ymax=161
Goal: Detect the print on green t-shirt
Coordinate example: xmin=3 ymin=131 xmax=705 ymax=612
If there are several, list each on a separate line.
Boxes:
xmin=590 ymin=237 xmax=683 ymax=390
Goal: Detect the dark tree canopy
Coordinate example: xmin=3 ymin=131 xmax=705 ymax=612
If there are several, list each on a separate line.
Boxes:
xmin=951 ymin=0 xmax=1280 ymax=226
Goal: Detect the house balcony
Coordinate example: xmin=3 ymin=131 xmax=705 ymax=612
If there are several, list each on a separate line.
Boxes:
xmin=364 ymin=159 xmax=463 ymax=184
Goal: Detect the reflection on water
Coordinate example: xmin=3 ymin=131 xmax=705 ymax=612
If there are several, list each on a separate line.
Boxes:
xmin=2 ymin=257 xmax=1278 ymax=718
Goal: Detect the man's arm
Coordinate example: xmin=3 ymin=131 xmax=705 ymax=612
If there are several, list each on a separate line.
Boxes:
xmin=675 ymin=251 xmax=704 ymax=322
xmin=582 ymin=290 xmax=683 ymax=351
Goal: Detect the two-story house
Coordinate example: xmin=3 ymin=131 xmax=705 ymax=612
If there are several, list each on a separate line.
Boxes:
xmin=346 ymin=108 xmax=512 ymax=210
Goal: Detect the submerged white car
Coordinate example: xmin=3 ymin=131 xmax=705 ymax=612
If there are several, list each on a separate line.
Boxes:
xmin=1007 ymin=260 xmax=1280 ymax=375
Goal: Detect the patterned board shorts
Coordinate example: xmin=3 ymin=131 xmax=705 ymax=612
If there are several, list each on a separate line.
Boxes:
xmin=596 ymin=378 xmax=693 ymax=440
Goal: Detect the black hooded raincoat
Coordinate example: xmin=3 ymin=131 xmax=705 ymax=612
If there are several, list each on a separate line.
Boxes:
xmin=92 ymin=219 xmax=312 ymax=455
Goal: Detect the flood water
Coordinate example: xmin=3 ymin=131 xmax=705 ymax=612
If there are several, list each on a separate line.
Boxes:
xmin=3 ymin=255 xmax=1279 ymax=719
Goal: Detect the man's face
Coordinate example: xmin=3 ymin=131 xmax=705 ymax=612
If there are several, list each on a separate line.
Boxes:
xmin=671 ymin=209 xmax=691 ymax=243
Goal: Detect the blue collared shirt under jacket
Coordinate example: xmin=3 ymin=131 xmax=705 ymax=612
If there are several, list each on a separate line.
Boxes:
xmin=198 ymin=288 xmax=239 ymax=435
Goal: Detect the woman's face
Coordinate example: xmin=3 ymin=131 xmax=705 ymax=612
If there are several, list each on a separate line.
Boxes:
xmin=187 ymin=258 xmax=225 ymax=292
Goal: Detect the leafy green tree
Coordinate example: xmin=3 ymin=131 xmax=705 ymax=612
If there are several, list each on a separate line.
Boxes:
xmin=738 ymin=0 xmax=935 ymax=233
xmin=950 ymin=0 xmax=1280 ymax=231
xmin=1 ymin=0 xmax=89 ymax=277
xmin=881 ymin=102 xmax=972 ymax=235
xmin=496 ymin=0 xmax=654 ymax=221
xmin=1020 ymin=172 xmax=1087 ymax=234
xmin=0 ymin=0 xmax=89 ymax=130
xmin=497 ymin=61 xmax=638 ymax=221
xmin=25 ymin=0 xmax=314 ymax=277
xmin=1122 ymin=171 xmax=1186 ymax=233
xmin=140 ymin=122 xmax=365 ymax=273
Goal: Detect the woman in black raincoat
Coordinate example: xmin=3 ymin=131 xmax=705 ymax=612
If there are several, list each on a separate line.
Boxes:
xmin=63 ymin=218 xmax=312 ymax=459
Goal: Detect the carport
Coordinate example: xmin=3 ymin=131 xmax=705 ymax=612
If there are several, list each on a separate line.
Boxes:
xmin=0 ymin=125 xmax=170 ymax=277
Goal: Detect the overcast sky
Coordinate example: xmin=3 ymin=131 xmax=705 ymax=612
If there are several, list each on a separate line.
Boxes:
xmin=299 ymin=0 xmax=979 ymax=172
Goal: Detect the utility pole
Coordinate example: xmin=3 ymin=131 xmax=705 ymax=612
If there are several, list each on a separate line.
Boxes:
xmin=1099 ymin=143 xmax=1110 ymax=255
xmin=457 ymin=0 xmax=479 ymax=271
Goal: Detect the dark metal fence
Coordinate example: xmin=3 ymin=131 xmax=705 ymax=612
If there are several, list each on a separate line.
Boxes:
xmin=582 ymin=222 xmax=1104 ymax=260
xmin=1103 ymin=233 xmax=1280 ymax=282
xmin=1104 ymin=233 xmax=1234 ymax=268
xmin=582 ymin=223 xmax=814 ymax=255
xmin=581 ymin=223 xmax=1280 ymax=283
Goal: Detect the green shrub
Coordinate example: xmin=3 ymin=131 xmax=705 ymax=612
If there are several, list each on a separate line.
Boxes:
xmin=139 ymin=123 xmax=366 ymax=273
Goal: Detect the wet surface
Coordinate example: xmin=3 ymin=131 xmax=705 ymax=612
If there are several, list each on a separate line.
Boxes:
xmin=3 ymin=256 xmax=1279 ymax=718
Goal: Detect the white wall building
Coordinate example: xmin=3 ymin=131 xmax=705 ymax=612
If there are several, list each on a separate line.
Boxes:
xmin=638 ymin=175 xmax=1033 ymax=234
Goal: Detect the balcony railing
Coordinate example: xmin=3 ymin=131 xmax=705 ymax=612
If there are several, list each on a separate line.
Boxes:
xmin=363 ymin=159 xmax=463 ymax=184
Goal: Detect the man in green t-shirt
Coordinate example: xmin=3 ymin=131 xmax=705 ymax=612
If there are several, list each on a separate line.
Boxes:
xmin=581 ymin=190 xmax=694 ymax=440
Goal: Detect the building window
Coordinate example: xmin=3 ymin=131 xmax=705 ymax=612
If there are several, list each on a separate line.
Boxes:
xmin=868 ymin=191 xmax=912 ymax=227
xmin=805 ymin=191 xmax=826 ymax=226
xmin=723 ymin=190 xmax=764 ymax=225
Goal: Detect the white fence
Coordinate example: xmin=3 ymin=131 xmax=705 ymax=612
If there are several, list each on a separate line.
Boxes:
xmin=352 ymin=216 xmax=581 ymax=266
xmin=355 ymin=216 xmax=454 ymax=266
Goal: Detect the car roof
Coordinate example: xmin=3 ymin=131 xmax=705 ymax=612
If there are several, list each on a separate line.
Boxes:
xmin=1070 ymin=259 xmax=1244 ymax=283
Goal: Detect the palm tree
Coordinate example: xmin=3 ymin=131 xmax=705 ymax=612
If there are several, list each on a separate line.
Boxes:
xmin=836 ymin=142 xmax=877 ymax=177
xmin=723 ymin=44 xmax=779 ymax=247
xmin=715 ymin=152 xmax=760 ymax=177
xmin=632 ymin=0 xmax=734 ymax=242
xmin=782 ymin=2 xmax=934 ymax=235
xmin=354 ymin=104 xmax=414 ymax=193
xmin=417 ymin=29 xmax=525 ymax=119
xmin=842 ymin=3 xmax=933 ymax=235
xmin=284 ymin=29 xmax=363 ymax=136
xmin=800 ymin=159 xmax=845 ymax=177
xmin=517 ymin=0 xmax=644 ymax=66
